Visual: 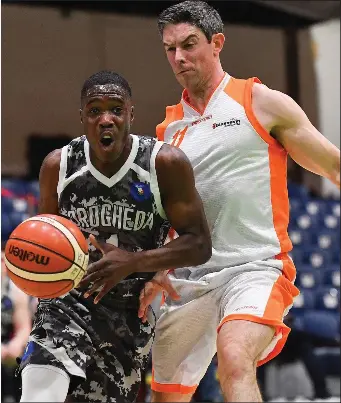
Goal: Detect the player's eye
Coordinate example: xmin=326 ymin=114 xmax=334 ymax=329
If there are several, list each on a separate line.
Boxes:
xmin=166 ymin=47 xmax=176 ymax=52
xmin=111 ymin=107 xmax=122 ymax=115
xmin=184 ymin=43 xmax=194 ymax=49
xmin=89 ymin=107 xmax=100 ymax=115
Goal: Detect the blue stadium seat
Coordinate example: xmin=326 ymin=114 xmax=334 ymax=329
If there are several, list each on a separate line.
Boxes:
xmin=332 ymin=249 xmax=340 ymax=264
xmin=290 ymin=249 xmax=303 ymax=265
xmin=288 ymin=182 xmax=309 ymax=200
xmin=315 ymin=287 xmax=340 ymax=311
xmin=301 ymin=247 xmax=331 ymax=269
xmin=288 ymin=229 xmax=311 ymax=247
xmin=310 ymin=230 xmax=339 ymax=250
xmin=291 ymin=289 xmax=315 ymax=313
xmin=326 ymin=201 xmax=340 ymax=218
xmin=1 ymin=214 xmax=13 ymax=240
xmin=12 ymin=198 xmax=29 ymax=213
xmin=304 ymin=200 xmax=328 ymax=218
xmin=289 ymin=198 xmax=304 ymax=217
xmin=1 ymin=179 xmax=28 ymax=197
xmin=322 ymin=214 xmax=340 ymax=230
xmin=292 ymin=213 xmax=320 ymax=231
xmin=302 ymin=310 xmax=340 ymax=341
xmin=1 ymin=196 xmax=14 ymax=214
xmin=10 ymin=212 xmax=30 ymax=229
xmin=323 ymin=266 xmax=340 ymax=288
xmin=26 ymin=180 xmax=40 ymax=199
xmin=295 ymin=265 xmax=321 ymax=290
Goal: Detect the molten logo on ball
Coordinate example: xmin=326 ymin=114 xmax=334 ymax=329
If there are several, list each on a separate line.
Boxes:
xmin=8 ymin=245 xmax=50 ymax=266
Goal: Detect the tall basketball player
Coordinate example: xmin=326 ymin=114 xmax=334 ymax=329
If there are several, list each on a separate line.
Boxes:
xmin=17 ymin=70 xmax=212 ymax=403
xmin=138 ymin=2 xmax=341 ymax=402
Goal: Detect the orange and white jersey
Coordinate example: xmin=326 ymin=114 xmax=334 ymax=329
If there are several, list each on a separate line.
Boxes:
xmin=157 ymin=73 xmax=295 ymax=284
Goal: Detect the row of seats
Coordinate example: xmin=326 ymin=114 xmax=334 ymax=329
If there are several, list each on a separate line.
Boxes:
xmin=1 ymin=179 xmax=40 ymax=199
xmin=295 ymin=266 xmax=340 ymax=289
xmin=290 ymin=198 xmax=340 ymax=218
xmin=289 ymin=228 xmax=339 ymax=249
xmin=290 ymin=248 xmax=339 ymax=267
xmin=292 ymin=287 xmax=339 ymax=313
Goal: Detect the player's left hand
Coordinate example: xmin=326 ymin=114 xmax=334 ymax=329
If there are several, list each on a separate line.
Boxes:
xmin=5 ymin=339 xmax=25 ymax=360
xmin=80 ymin=235 xmax=138 ymax=303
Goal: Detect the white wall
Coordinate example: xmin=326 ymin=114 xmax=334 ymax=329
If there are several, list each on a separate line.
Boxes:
xmin=310 ymin=19 xmax=340 ymax=198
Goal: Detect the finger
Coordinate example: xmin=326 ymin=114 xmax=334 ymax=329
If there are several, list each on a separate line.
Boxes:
xmin=89 ymin=234 xmax=105 ymax=254
xmin=138 ymin=287 xmax=159 ymax=318
xmin=162 ymin=281 xmax=180 ymax=300
xmin=94 ymin=283 xmax=112 ymax=304
xmin=142 ymin=308 xmax=149 ymax=323
xmin=80 ymin=269 xmax=107 ymax=287
xmin=84 ymin=279 xmax=105 ymax=298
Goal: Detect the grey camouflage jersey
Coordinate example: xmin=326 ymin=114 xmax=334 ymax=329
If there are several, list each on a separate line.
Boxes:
xmin=17 ymin=134 xmax=171 ymax=403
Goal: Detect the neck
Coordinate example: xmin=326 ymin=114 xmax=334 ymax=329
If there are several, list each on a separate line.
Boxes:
xmin=185 ymin=64 xmax=225 ymax=114
xmin=90 ymin=135 xmax=132 ymax=178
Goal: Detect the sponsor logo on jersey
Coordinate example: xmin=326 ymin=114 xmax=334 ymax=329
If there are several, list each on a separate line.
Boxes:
xmin=212 ymin=118 xmax=240 ymax=129
xmin=8 ymin=246 xmax=50 ymax=265
xmin=130 ymin=182 xmax=151 ymax=202
xmin=66 ymin=204 xmax=154 ymax=232
xmin=192 ymin=114 xmax=212 ymax=126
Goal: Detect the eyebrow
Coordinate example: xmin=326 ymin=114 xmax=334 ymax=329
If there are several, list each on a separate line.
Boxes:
xmin=85 ymin=96 xmax=124 ymax=106
xmin=163 ymin=34 xmax=198 ymax=47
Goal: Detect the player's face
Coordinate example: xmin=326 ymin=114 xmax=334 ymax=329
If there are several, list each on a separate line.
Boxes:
xmin=80 ymin=85 xmax=134 ymax=163
xmin=163 ymin=23 xmax=221 ymax=90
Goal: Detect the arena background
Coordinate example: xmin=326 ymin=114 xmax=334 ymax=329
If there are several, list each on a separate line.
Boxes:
xmin=1 ymin=1 xmax=340 ymax=402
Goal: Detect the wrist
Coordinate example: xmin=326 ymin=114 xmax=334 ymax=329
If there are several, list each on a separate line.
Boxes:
xmin=135 ymin=250 xmax=155 ymax=273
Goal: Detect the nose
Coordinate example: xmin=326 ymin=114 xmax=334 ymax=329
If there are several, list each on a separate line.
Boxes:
xmin=174 ymin=47 xmax=186 ymax=65
xmin=99 ymin=112 xmax=114 ymax=129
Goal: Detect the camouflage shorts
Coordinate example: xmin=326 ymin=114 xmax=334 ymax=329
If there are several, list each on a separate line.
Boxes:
xmin=17 ymin=280 xmax=155 ymax=403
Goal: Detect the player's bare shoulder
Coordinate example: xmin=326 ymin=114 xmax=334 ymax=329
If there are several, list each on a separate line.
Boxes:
xmin=155 ymin=143 xmax=195 ymax=193
xmin=39 ymin=148 xmax=63 ymax=187
xmin=42 ymin=149 xmax=62 ymax=169
xmin=155 ymin=143 xmax=193 ymax=176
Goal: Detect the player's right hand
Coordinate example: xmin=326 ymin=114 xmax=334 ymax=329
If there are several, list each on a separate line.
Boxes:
xmin=138 ymin=271 xmax=180 ymax=323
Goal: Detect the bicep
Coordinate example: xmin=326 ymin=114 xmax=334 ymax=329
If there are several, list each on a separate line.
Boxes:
xmin=38 ymin=150 xmax=61 ymax=214
xmin=265 ymin=89 xmax=340 ymax=180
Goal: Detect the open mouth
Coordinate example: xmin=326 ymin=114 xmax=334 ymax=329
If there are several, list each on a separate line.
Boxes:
xmin=100 ymin=133 xmax=115 ymax=148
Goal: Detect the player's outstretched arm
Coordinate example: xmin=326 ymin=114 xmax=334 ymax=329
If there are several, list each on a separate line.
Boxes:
xmin=81 ymin=144 xmax=212 ymax=303
xmin=38 ymin=149 xmax=62 ymax=215
xmin=253 ymin=83 xmax=340 ymax=188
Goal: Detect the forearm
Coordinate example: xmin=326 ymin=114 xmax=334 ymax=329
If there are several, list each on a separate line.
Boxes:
xmin=11 ymin=325 xmax=31 ymax=347
xmin=136 ymin=233 xmax=211 ymax=273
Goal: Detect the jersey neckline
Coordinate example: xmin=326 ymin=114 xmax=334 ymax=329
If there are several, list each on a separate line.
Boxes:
xmin=84 ymin=134 xmax=139 ymax=188
xmin=181 ymin=72 xmax=231 ymax=117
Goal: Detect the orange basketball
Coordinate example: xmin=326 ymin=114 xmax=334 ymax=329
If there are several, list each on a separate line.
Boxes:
xmin=4 ymin=214 xmax=89 ymax=298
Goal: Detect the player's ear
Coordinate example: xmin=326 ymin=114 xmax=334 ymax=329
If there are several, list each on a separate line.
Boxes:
xmin=212 ymin=33 xmax=225 ymax=56
xmin=130 ymin=106 xmax=134 ymax=125
xmin=79 ymin=109 xmax=83 ymax=124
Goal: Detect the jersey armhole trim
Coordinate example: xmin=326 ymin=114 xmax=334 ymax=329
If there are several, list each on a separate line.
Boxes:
xmin=57 ymin=145 xmax=69 ymax=201
xmin=150 ymin=141 xmax=167 ymax=220
xmin=156 ymin=104 xmax=184 ymax=141
xmin=244 ymin=78 xmax=282 ymax=147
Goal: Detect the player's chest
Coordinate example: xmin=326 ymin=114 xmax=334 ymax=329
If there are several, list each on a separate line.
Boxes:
xmin=60 ymin=179 xmax=156 ymax=232
xmin=166 ymin=112 xmax=262 ymax=165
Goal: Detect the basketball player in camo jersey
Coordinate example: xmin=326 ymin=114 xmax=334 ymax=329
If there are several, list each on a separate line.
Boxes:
xmin=17 ymin=70 xmax=211 ymax=403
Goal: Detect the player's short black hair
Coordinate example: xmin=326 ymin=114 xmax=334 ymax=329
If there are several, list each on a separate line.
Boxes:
xmin=158 ymin=1 xmax=224 ymax=42
xmin=81 ymin=71 xmax=132 ymax=102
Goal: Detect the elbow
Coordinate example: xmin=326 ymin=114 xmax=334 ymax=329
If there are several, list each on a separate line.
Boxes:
xmin=194 ymin=235 xmax=212 ymax=265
